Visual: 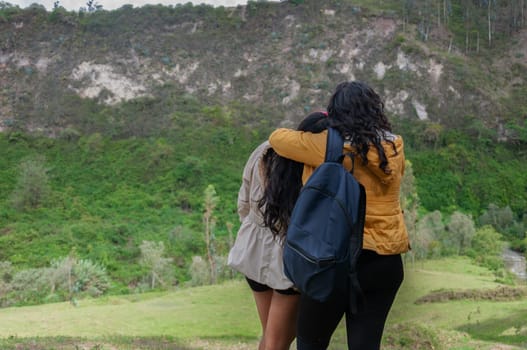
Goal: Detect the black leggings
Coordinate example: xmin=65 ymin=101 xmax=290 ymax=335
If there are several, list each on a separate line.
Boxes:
xmin=296 ymin=250 xmax=404 ymax=350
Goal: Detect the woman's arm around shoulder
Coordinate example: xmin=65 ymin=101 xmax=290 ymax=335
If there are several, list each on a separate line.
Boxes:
xmin=268 ymin=128 xmax=327 ymax=167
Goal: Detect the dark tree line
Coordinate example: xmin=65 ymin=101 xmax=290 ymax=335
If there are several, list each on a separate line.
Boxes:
xmin=402 ymin=0 xmax=526 ymax=50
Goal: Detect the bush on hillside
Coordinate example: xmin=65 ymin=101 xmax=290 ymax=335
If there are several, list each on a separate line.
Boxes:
xmin=9 ymin=155 xmax=51 ymax=211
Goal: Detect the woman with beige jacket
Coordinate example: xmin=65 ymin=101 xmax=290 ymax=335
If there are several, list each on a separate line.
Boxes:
xmin=229 ymin=112 xmax=329 ymax=350
xmin=269 ymin=81 xmax=410 ymax=350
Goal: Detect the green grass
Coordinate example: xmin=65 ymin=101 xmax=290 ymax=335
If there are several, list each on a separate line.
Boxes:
xmin=0 ymin=257 xmax=525 ymax=349
xmin=0 ymin=281 xmax=259 ymax=340
xmin=328 ymin=257 xmax=527 ymax=349
xmin=390 ymin=258 xmax=524 ymax=328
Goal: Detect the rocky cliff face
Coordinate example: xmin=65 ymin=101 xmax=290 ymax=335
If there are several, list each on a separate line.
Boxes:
xmin=1 ymin=1 xmax=526 ymax=139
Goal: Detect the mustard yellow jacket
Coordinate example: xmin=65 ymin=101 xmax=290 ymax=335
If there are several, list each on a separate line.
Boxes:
xmin=269 ymin=128 xmax=410 ymax=255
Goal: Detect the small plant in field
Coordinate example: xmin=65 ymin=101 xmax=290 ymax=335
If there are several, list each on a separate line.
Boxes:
xmin=203 ymin=184 xmax=219 ymax=284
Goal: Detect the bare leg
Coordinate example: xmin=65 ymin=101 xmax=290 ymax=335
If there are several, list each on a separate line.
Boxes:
xmin=263 ymin=291 xmax=300 ymax=350
xmin=252 ymin=290 xmax=274 ymax=350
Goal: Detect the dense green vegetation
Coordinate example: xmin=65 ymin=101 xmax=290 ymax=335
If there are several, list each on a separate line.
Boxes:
xmin=1 ymin=101 xmax=526 ymax=305
xmin=0 ymin=97 xmax=275 ymax=303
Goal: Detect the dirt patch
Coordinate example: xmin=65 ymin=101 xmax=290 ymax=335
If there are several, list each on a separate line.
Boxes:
xmin=415 ymin=286 xmax=527 ymax=304
xmin=69 ymin=62 xmax=149 ymax=104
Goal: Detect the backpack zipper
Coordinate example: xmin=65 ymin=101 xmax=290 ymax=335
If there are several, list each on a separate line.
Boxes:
xmin=286 ymin=241 xmax=336 ymax=267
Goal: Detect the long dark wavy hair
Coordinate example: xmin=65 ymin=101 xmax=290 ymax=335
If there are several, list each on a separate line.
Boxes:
xmin=258 ymin=112 xmax=329 ymax=238
xmin=327 ymin=81 xmax=396 ymax=174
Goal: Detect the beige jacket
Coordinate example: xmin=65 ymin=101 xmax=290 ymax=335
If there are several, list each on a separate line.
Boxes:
xmin=269 ymin=129 xmax=410 ymax=255
xmin=227 ymin=141 xmax=294 ymax=289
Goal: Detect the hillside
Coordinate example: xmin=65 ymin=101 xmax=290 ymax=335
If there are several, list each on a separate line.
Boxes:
xmin=1 ymin=1 xmax=526 ymax=136
xmin=0 ymin=0 xmax=527 ymax=297
xmin=1 ymin=1 xmax=526 ymax=213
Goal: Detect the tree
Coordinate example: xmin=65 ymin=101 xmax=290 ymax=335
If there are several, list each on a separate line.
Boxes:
xmin=487 ymin=0 xmax=491 ymax=46
xmin=139 ymin=241 xmax=173 ymax=289
xmin=400 ymin=160 xmax=420 ymax=261
xmin=467 ymin=225 xmax=504 ymax=271
xmin=415 ymin=211 xmax=445 ymax=258
xmin=423 ymin=122 xmax=443 ymax=149
xmin=505 ymin=0 xmax=526 ymax=33
xmin=82 ymin=0 xmax=102 ymax=12
xmin=441 ymin=0 xmax=452 ymax=25
xmin=460 ymin=0 xmax=478 ymax=52
xmin=10 ymin=155 xmax=51 ymax=211
xmin=479 ymin=204 xmax=515 ymax=232
xmin=445 ymin=211 xmax=476 ymax=254
xmin=417 ymin=0 xmax=435 ymax=41
xmin=402 ymin=0 xmax=415 ymax=31
xmin=203 ymin=184 xmax=219 ymax=284
xmin=226 ymin=221 xmax=235 ymax=279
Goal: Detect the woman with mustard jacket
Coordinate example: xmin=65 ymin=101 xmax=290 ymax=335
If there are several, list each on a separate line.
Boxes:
xmin=269 ymin=81 xmax=410 ymax=350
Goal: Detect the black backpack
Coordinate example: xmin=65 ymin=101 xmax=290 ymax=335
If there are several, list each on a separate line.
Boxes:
xmin=283 ymin=127 xmax=366 ymax=313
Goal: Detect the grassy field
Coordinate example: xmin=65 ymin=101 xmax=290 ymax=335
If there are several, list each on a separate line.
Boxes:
xmin=0 ymin=257 xmax=525 ymax=350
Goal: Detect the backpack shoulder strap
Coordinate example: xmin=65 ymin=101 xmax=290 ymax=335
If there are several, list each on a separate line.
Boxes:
xmin=325 ymin=127 xmax=344 ymax=163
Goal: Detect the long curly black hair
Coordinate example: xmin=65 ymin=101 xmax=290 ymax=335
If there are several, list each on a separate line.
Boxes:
xmin=327 ymin=81 xmax=396 ymax=174
xmin=258 ymin=112 xmax=329 ymax=238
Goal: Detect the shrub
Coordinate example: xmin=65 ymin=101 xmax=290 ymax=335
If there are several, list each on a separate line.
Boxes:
xmin=139 ymin=240 xmax=174 ymax=290
xmin=9 ymin=155 xmax=51 ymax=211
xmin=479 ymin=204 xmax=515 ymax=233
xmin=10 ymin=267 xmax=53 ymax=305
xmin=414 ymin=211 xmax=445 ymax=258
xmin=71 ymin=258 xmax=110 ymax=297
xmin=48 ymin=256 xmax=110 ymax=298
xmin=0 ymin=261 xmax=14 ymax=301
xmin=466 ymin=225 xmax=505 ymax=273
xmin=2 ymin=256 xmax=110 ymax=306
xmin=188 ymin=255 xmax=210 ymax=287
xmin=214 ymin=255 xmax=232 ymax=283
xmin=444 ymin=211 xmax=476 ymax=255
